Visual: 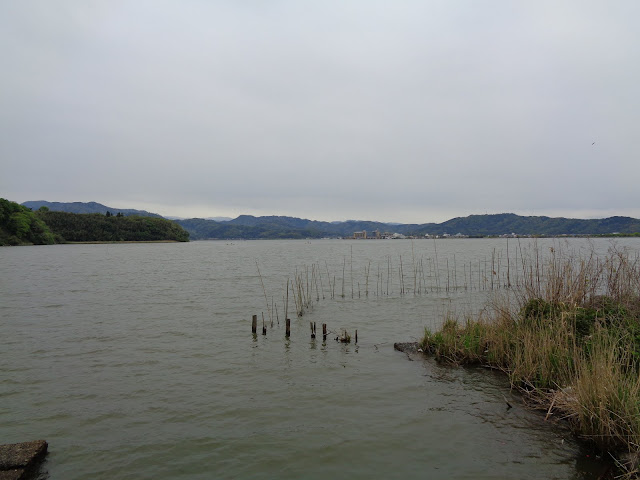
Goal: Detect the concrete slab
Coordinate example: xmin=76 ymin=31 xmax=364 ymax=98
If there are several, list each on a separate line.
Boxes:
xmin=0 ymin=441 xmax=47 ymax=480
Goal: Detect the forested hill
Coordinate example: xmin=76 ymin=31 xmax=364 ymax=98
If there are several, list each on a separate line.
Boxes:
xmin=177 ymin=216 xmax=405 ymax=240
xmin=177 ymin=213 xmax=640 ymax=239
xmin=1 ymin=199 xmax=189 ymax=245
xmin=419 ymin=213 xmax=640 ymax=237
xmin=39 ymin=211 xmax=189 ymax=243
xmin=22 ymin=200 xmax=162 ymax=218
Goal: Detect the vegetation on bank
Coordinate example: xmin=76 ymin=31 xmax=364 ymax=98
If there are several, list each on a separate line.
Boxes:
xmin=37 ymin=210 xmax=189 ymax=243
xmin=421 ymin=245 xmax=640 ymax=474
xmin=1 ymin=199 xmax=189 ymax=245
xmin=0 ymin=198 xmax=56 ymax=245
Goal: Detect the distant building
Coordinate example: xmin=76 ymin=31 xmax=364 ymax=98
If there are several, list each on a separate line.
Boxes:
xmin=353 ymin=231 xmax=367 ymax=239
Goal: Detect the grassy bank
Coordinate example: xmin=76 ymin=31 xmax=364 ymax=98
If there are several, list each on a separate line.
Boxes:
xmin=421 ymin=244 xmax=640 ymax=474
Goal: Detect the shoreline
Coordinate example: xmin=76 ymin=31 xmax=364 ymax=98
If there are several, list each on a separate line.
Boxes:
xmin=64 ymin=240 xmax=182 ymax=244
xmin=418 ymin=245 xmax=640 ymax=477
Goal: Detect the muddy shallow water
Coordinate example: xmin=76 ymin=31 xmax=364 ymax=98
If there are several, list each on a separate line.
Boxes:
xmin=4 ymin=238 xmax=634 ymax=479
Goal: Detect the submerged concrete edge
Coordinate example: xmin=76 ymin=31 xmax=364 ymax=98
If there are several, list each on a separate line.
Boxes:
xmin=0 ymin=440 xmax=48 ymax=480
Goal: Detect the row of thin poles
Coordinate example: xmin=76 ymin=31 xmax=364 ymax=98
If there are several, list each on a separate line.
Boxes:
xmin=256 ymin=240 xmax=551 ymax=322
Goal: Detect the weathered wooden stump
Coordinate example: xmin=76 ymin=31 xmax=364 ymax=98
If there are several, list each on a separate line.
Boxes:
xmin=0 ymin=440 xmax=48 ymax=480
xmin=337 ymin=329 xmax=351 ymax=343
xmin=251 ymin=315 xmax=257 ymax=334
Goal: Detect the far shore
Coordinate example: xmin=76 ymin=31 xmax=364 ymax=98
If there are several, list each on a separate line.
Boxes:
xmin=64 ymin=240 xmax=183 ymax=244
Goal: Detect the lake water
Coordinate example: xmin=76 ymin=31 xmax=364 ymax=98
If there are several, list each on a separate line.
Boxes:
xmin=3 ymin=238 xmax=638 ymax=479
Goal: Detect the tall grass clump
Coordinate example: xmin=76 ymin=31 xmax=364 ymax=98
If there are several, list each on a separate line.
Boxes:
xmin=421 ymin=243 xmax=640 ymax=467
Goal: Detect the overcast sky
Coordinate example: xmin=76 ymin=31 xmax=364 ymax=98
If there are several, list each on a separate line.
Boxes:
xmin=1 ymin=1 xmax=638 ymax=223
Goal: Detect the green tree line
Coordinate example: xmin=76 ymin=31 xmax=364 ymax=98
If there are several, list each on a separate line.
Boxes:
xmin=37 ymin=210 xmax=189 ymax=242
xmin=1 ymin=198 xmax=189 ymax=245
xmin=0 ymin=198 xmax=56 ymax=245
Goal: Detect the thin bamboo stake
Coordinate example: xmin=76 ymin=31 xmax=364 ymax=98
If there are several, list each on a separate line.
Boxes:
xmin=256 ymin=261 xmax=273 ymax=326
xmin=351 ymin=245 xmax=354 ymax=299
xmin=411 ymin=239 xmax=417 ymax=294
xmin=342 ymin=256 xmax=346 ymax=298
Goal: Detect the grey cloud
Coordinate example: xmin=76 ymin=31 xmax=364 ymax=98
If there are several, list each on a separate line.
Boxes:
xmin=1 ymin=0 xmax=638 ymax=223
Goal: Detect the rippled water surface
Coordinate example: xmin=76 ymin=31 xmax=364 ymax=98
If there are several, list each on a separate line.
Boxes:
xmin=3 ymin=238 xmax=637 ymax=479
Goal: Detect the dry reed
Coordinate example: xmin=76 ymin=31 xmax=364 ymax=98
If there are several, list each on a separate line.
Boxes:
xmin=421 ymin=243 xmax=640 ymax=471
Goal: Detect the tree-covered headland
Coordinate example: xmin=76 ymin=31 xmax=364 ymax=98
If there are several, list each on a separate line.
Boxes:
xmin=0 ymin=198 xmax=189 ymax=245
xmin=0 ymin=198 xmax=56 ymax=245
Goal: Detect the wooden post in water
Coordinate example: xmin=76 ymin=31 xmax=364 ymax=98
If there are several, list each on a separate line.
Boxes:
xmin=355 ymin=330 xmax=358 ymax=343
xmin=252 ymin=315 xmax=257 ymax=334
xmin=310 ymin=321 xmax=316 ymax=339
xmin=286 ymin=318 xmax=291 ymax=338
xmin=262 ymin=313 xmax=267 ymax=335
xmin=322 ymin=323 xmax=327 ymax=341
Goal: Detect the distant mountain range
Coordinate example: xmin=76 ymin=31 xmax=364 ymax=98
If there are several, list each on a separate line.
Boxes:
xmin=178 ymin=213 xmax=640 ymax=239
xmin=165 ymin=215 xmax=232 ymax=222
xmin=22 ymin=200 xmax=162 ymax=218
xmin=21 ymin=201 xmax=640 ymax=239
